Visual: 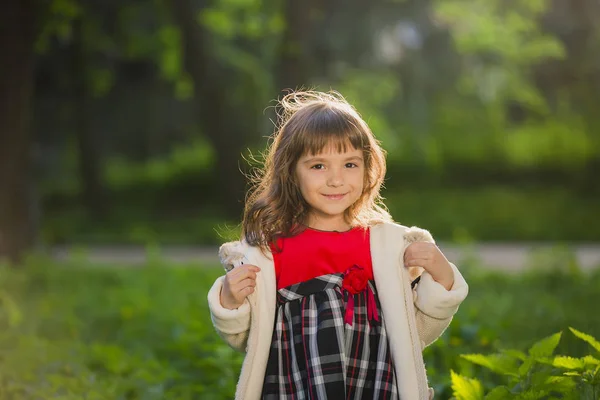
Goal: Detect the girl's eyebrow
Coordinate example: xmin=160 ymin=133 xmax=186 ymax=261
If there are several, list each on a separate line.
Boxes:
xmin=302 ymin=155 xmax=364 ymax=164
xmin=302 ymin=157 xmax=325 ymax=165
xmin=345 ymin=156 xmax=364 ymax=162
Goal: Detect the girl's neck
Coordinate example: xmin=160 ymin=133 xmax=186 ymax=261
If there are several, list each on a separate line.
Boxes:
xmin=303 ymin=216 xmax=351 ymax=232
xmin=303 ymin=225 xmax=354 ymax=233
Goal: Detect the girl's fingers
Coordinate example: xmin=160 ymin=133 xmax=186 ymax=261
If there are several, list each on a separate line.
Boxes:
xmin=241 ymin=264 xmax=260 ymax=272
xmin=222 ymin=264 xmax=261 ymax=306
xmin=404 ymin=257 xmax=432 ymax=265
xmin=404 ymin=252 xmax=432 ymax=262
xmin=405 ymin=258 xmax=430 ymax=267
xmin=230 ymin=264 xmax=260 ymax=276
xmin=233 ymin=283 xmax=256 ymax=301
xmin=406 ymin=242 xmax=432 ymax=251
xmin=230 ymin=271 xmax=257 ymax=285
xmin=233 ymin=277 xmax=257 ymax=293
xmin=228 ymin=265 xmax=260 ymax=284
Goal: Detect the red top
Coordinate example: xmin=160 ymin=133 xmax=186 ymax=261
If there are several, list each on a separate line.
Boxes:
xmin=272 ymin=227 xmax=373 ymax=289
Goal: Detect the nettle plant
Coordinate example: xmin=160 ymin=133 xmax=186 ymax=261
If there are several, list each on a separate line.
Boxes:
xmin=451 ymin=328 xmax=600 ymax=400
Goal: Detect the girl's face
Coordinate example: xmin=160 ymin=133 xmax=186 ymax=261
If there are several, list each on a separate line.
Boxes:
xmin=295 ymin=145 xmax=364 ymax=231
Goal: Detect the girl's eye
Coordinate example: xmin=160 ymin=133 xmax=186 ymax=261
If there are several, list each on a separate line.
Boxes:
xmin=311 ymin=164 xmax=325 ymax=170
xmin=345 ymin=163 xmax=358 ymax=168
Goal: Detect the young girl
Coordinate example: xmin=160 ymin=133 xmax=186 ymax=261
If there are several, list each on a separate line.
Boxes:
xmin=208 ymin=91 xmax=468 ymax=400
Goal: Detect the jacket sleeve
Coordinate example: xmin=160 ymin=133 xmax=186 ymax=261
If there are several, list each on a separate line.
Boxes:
xmin=207 ymin=240 xmax=253 ymax=352
xmin=207 ymin=275 xmax=251 ymax=352
xmin=412 ymin=262 xmax=468 ymax=348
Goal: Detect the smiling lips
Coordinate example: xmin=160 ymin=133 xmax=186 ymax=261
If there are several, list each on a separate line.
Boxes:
xmin=323 ymin=193 xmax=348 ymax=200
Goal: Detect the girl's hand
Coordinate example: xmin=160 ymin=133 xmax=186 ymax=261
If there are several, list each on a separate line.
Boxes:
xmin=220 ymin=264 xmax=261 ymax=310
xmin=404 ymin=242 xmax=454 ymax=290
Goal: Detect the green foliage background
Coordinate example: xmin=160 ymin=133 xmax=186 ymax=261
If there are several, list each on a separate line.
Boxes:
xmin=1 ymin=256 xmax=599 ymax=399
xmin=3 ymin=0 xmax=600 ymax=398
xmin=32 ymin=0 xmax=600 ymax=245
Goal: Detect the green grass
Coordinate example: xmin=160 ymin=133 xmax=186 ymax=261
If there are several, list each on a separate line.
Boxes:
xmin=0 ymin=258 xmax=599 ymax=399
xmin=0 ymin=259 xmax=241 ymax=399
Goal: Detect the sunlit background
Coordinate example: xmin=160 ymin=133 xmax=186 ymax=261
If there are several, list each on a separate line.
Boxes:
xmin=1 ymin=0 xmax=599 ymax=398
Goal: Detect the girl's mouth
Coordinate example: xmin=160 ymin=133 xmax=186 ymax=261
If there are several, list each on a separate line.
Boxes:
xmin=323 ymin=193 xmax=347 ymax=200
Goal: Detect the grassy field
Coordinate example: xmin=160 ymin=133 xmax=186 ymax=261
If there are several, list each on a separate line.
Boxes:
xmin=0 ymin=257 xmax=599 ymax=399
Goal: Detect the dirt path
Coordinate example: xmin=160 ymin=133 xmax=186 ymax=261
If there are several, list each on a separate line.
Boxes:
xmin=50 ymin=243 xmax=600 ymax=271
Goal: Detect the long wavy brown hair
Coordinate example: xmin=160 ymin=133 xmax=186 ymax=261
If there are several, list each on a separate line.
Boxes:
xmin=242 ymin=91 xmax=392 ymax=251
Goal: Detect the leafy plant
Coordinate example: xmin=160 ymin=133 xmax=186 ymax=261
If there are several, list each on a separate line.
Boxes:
xmin=1 ymin=261 xmax=599 ymax=399
xmin=451 ymin=328 xmax=600 ymax=399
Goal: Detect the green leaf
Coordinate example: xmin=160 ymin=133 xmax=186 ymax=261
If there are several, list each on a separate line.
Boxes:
xmin=502 ymin=349 xmax=527 ymax=361
xmin=582 ymin=355 xmax=600 ymax=367
xmin=485 ymin=386 xmax=513 ymax=400
xmin=528 ymin=332 xmax=562 ymax=358
xmin=461 ymin=353 xmax=519 ymax=376
xmin=553 ymin=356 xmax=585 ymax=370
xmin=451 ymin=370 xmax=484 ymax=400
xmin=594 ymin=364 xmax=600 ymax=381
xmin=518 ymin=358 xmax=535 ymax=377
xmin=515 ymin=389 xmax=550 ymax=400
xmin=569 ymin=327 xmax=600 ymax=353
xmin=544 ymin=376 xmax=577 ymax=392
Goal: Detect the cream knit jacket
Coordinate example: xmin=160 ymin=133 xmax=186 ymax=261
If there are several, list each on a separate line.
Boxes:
xmin=207 ymin=222 xmax=469 ymax=400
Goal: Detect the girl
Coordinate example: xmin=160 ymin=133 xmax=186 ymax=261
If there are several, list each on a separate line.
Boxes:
xmin=208 ymin=91 xmax=468 ymax=400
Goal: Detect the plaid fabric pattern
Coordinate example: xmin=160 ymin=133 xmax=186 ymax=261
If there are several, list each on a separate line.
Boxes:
xmin=262 ymin=273 xmax=398 ymax=399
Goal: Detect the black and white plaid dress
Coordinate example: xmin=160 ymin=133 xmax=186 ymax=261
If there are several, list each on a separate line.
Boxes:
xmin=261 ymin=271 xmax=398 ymax=399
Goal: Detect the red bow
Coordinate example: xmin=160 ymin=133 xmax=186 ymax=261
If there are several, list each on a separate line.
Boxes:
xmin=341 ymin=265 xmax=379 ymax=326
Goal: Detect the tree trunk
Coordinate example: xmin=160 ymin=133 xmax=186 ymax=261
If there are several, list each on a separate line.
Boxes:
xmin=277 ymin=0 xmax=312 ymax=92
xmin=0 ymin=0 xmax=37 ymax=265
xmin=72 ymin=17 xmax=107 ymax=218
xmin=169 ymin=0 xmax=248 ymax=217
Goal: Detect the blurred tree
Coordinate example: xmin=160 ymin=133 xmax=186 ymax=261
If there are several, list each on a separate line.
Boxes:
xmin=0 ymin=0 xmax=38 ymax=264
xmin=429 ymin=0 xmax=596 ymax=172
xmin=435 ymin=0 xmax=566 ymax=115
xmin=167 ymin=0 xmax=288 ymax=217
xmin=169 ymin=0 xmax=249 ymax=216
xmin=539 ymin=0 xmax=600 ymax=149
xmin=276 ymin=0 xmax=312 ymax=91
xmin=20 ymin=0 xmax=600 ymax=244
xmin=34 ymin=0 xmax=112 ymax=219
xmin=71 ymin=16 xmax=108 ymax=218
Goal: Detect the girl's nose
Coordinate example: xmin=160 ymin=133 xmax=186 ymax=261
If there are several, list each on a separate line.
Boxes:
xmin=327 ymin=170 xmax=343 ymax=187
